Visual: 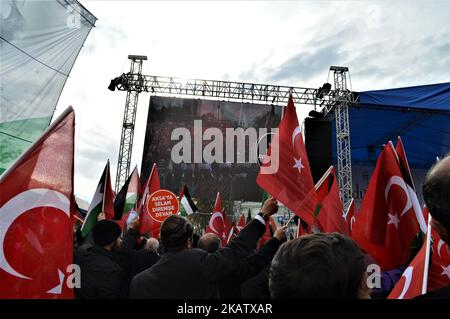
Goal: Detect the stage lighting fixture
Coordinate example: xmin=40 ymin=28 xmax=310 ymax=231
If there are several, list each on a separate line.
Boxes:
xmin=308 ymin=110 xmax=325 ymax=118
xmin=108 ymin=78 xmax=117 ymax=91
xmin=316 ymin=82 xmax=332 ymax=99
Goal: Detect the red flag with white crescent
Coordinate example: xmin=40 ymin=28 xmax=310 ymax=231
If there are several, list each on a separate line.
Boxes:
xmin=388 ymin=214 xmax=432 ymax=299
xmin=395 ymin=136 xmax=427 ymax=234
xmin=256 ymin=94 xmax=317 ymax=226
xmin=352 ymin=142 xmax=421 ymax=270
xmin=206 ymin=192 xmax=226 ymax=244
xmin=344 ymin=198 xmax=357 ymax=235
xmin=0 ymin=107 xmax=75 ymax=299
xmin=236 ymin=213 xmax=246 ymax=232
xmin=424 ymin=207 xmax=450 ymax=292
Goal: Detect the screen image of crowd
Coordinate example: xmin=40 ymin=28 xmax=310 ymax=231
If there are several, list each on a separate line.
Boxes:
xmin=141 ymin=96 xmax=281 ymax=203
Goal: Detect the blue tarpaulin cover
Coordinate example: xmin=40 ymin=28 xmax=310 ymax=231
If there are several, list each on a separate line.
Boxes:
xmin=332 ymin=82 xmax=450 ymax=169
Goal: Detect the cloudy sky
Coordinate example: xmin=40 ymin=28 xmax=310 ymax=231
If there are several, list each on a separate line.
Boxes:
xmin=54 ymin=0 xmax=450 ymax=202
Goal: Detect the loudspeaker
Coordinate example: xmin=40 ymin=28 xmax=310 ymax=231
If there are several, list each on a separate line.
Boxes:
xmin=304 ymin=117 xmax=333 ymax=184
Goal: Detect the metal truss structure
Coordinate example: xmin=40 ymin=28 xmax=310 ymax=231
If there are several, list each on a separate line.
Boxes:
xmin=113 ymin=75 xmax=339 ymax=107
xmin=114 ymin=55 xmax=146 ymax=192
xmin=329 ymin=66 xmax=353 ymax=210
xmin=112 ymin=56 xmax=357 ymax=208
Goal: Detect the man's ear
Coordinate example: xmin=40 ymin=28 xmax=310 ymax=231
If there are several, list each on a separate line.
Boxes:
xmin=357 ymin=272 xmax=371 ymax=299
xmin=186 ymin=238 xmax=193 ymax=249
xmin=431 ymin=219 xmax=449 ymax=243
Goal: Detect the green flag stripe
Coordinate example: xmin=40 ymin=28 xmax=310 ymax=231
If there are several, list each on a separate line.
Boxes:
xmin=81 ymin=202 xmax=102 ymax=237
xmin=181 ymin=196 xmax=194 ymax=215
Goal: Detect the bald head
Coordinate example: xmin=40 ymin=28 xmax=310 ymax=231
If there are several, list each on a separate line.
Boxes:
xmin=423 ymin=155 xmax=450 ymax=241
xmin=145 ymin=238 xmax=159 ymax=253
xmin=198 ymin=233 xmax=221 ymax=253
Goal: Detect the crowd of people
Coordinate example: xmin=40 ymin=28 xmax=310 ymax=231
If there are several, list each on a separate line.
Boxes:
xmin=72 ymin=155 xmax=450 ymax=299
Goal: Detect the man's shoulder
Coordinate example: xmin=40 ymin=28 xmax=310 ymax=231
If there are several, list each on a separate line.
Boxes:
xmin=164 ymin=248 xmax=207 ymax=259
xmin=84 ymin=248 xmax=122 ymax=272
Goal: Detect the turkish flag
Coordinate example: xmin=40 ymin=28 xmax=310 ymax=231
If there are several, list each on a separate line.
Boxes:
xmin=139 ymin=164 xmax=161 ymax=238
xmin=222 ymin=209 xmax=233 ymax=245
xmin=344 ymin=198 xmax=357 ymax=235
xmin=256 ymin=94 xmax=316 ymax=226
xmin=236 ymin=213 xmax=246 ymax=232
xmin=395 ymin=137 xmax=427 ymax=234
xmin=352 ymin=142 xmax=421 ymax=270
xmin=206 ymin=192 xmax=226 ymax=244
xmin=0 ymin=107 xmax=75 ymax=299
xmin=225 ymin=222 xmax=237 ymax=245
xmin=225 ymin=213 xmax=247 ymax=244
xmin=315 ymin=166 xmax=348 ymax=235
xmin=424 ymin=208 xmax=450 ymax=292
xmin=388 ymin=213 xmax=432 ymax=299
xmin=258 ymin=217 xmax=277 ymax=249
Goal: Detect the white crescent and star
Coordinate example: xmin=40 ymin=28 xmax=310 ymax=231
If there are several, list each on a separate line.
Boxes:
xmin=437 ymin=239 xmax=447 ymax=257
xmin=397 ymin=266 xmax=414 ymax=299
xmin=406 ymin=184 xmax=427 ymax=234
xmin=441 ymin=265 xmax=450 ymax=279
xmin=385 ymin=176 xmax=413 ymax=218
xmin=292 ymin=126 xmax=302 ymax=148
xmin=47 ymin=269 xmax=65 ymax=294
xmin=209 ymin=211 xmax=224 ymax=235
xmin=350 ymin=216 xmax=356 ymax=231
xmin=293 ymin=158 xmax=304 ymax=173
xmin=0 ymin=189 xmax=70 ymax=282
xmin=292 ymin=127 xmax=305 ymax=174
xmin=388 ymin=213 xmax=400 ymax=229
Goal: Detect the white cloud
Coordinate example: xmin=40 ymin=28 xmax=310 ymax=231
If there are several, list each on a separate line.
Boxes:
xmin=53 ymin=0 xmax=450 ymax=201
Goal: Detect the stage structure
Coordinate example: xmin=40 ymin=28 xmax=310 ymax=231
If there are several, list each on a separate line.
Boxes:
xmin=110 ymin=56 xmax=358 ymax=209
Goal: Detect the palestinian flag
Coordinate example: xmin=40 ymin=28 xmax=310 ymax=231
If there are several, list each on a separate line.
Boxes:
xmin=114 ymin=166 xmax=141 ymax=220
xmin=81 ymin=161 xmax=115 ymax=237
xmin=179 ymin=184 xmax=197 ymax=217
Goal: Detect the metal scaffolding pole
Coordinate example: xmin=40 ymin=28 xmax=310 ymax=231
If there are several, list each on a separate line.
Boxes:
xmin=111 ymin=56 xmax=357 ymax=196
xmin=330 ymin=66 xmax=353 ymax=210
xmin=114 ymin=55 xmax=146 ymax=193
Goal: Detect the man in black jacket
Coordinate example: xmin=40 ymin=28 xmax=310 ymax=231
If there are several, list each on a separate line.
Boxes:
xmin=75 ymin=220 xmax=127 ymax=299
xmin=220 ymin=227 xmax=286 ymax=298
xmin=197 ymin=226 xmax=287 ymax=298
xmin=129 ymin=196 xmax=279 ymax=299
xmin=121 ymin=228 xmax=161 ymax=295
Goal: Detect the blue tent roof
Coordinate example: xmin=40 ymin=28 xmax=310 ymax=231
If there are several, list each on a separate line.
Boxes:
xmin=332 ymin=82 xmax=450 ymax=168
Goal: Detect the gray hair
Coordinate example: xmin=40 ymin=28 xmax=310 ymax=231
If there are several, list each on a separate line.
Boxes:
xmin=145 ymin=237 xmax=160 ymax=253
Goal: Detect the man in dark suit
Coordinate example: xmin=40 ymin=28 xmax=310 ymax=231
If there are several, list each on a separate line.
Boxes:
xmin=129 ymin=196 xmax=279 ymax=299
xmin=75 ymin=220 xmax=126 ymax=299
xmin=419 ymin=155 xmax=450 ymax=298
xmin=197 ymin=226 xmax=287 ymax=298
xmin=219 ymin=227 xmax=286 ymax=299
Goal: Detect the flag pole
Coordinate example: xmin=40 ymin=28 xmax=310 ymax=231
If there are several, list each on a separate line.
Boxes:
xmin=102 ymin=160 xmax=109 ymax=213
xmin=74 ymin=214 xmax=84 ymax=223
xmin=422 ymin=213 xmax=432 ymax=294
